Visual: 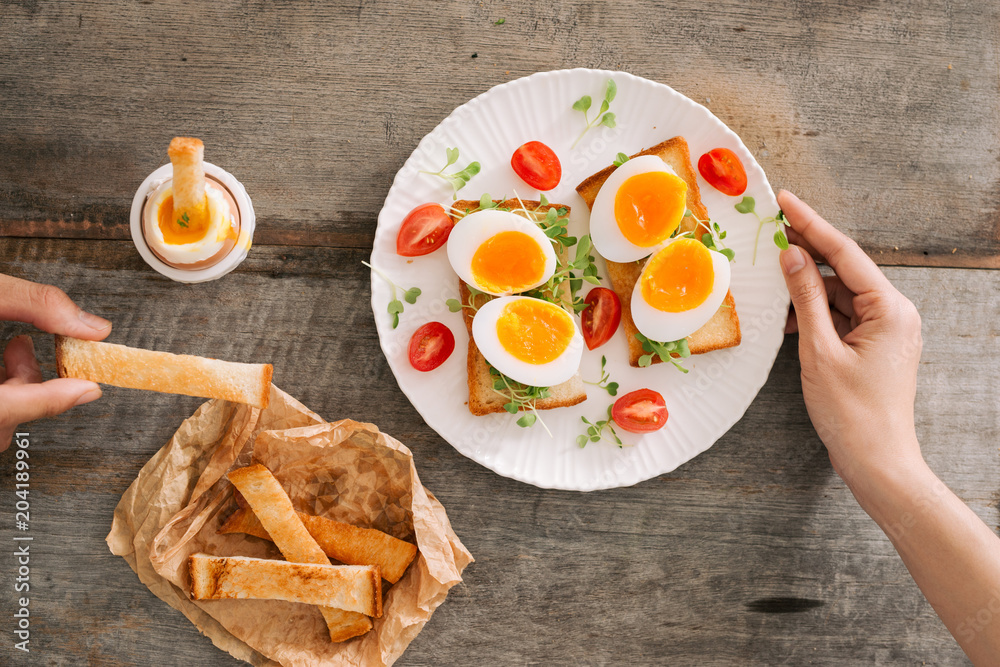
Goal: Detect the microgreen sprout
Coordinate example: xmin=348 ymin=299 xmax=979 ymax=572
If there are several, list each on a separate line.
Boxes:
xmin=362 ymin=261 xmax=421 ymax=329
xmin=446 ymin=284 xmax=485 ymax=314
xmin=734 ymin=196 xmax=789 ymax=264
xmin=682 ymin=209 xmax=735 ymax=261
xmin=420 ymin=147 xmax=481 ymax=199
xmin=635 ymin=333 xmax=690 ymax=373
xmin=571 ymin=79 xmax=617 ymax=149
xmin=489 ymin=366 xmax=552 ymax=434
xmin=494 ymin=17 xmax=505 ymax=25
xmin=577 ymin=405 xmax=624 ymax=448
xmin=177 ymin=211 xmax=190 ymax=228
xmin=584 ymin=355 xmax=619 ymax=396
xmin=612 ymin=152 xmax=630 ymax=167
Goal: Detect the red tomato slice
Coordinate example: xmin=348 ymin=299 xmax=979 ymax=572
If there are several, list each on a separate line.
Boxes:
xmin=612 ymin=389 xmax=668 ymax=434
xmin=697 ymin=147 xmax=748 ymax=197
xmin=396 ymin=203 xmax=454 ymax=257
xmin=511 ymin=141 xmax=562 ymax=191
xmin=580 ymin=287 xmax=622 ymax=350
xmin=408 ymin=322 xmax=455 ymax=372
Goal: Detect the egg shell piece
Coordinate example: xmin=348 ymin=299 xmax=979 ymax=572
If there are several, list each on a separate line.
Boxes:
xmin=590 ymin=154 xmax=684 ymax=263
xmin=446 ymin=209 xmax=557 ymax=296
xmin=631 ymin=241 xmax=732 ymax=343
xmin=472 ymin=296 xmax=584 ymax=387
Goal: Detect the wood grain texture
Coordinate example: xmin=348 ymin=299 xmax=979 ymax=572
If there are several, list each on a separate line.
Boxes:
xmin=0 ymin=238 xmax=996 ymax=665
xmin=2 ymin=0 xmax=999 ymax=268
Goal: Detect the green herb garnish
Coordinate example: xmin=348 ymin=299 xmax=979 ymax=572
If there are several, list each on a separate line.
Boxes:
xmin=494 ymin=17 xmax=505 ymax=25
xmin=577 ymin=405 xmax=624 ymax=448
xmin=362 ymin=261 xmax=421 ymax=329
xmin=682 ymin=209 xmax=735 ymax=261
xmin=489 ymin=366 xmax=552 ymax=433
xmin=446 ymin=284 xmax=485 ymax=314
xmin=612 ymin=152 xmax=630 ymax=167
xmin=734 ymin=196 xmax=788 ymax=263
xmin=584 ymin=355 xmax=619 ymax=396
xmin=420 ymin=147 xmax=481 ymax=199
xmin=571 ymin=79 xmax=617 ymax=149
xmin=635 ymin=333 xmax=690 ymax=373
xmin=177 ymin=211 xmax=190 ymax=228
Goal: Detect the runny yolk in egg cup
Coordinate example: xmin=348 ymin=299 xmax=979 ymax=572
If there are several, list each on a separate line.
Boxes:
xmin=141 ymin=175 xmax=241 ymax=270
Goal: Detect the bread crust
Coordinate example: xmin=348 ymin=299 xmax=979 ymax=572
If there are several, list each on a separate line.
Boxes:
xmin=575 ymin=137 xmax=742 ymax=367
xmin=450 ymin=199 xmax=588 ymax=416
xmin=54 ymin=335 xmax=272 ymax=408
xmin=218 ymin=507 xmax=417 ymax=584
xmin=188 ymin=554 xmax=382 ymax=615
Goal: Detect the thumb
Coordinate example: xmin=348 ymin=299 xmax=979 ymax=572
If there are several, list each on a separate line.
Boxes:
xmin=0 ymin=379 xmax=102 ymax=428
xmin=780 ymin=245 xmax=840 ymax=354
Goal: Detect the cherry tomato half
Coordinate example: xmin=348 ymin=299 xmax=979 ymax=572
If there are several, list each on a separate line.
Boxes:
xmin=697 ymin=147 xmax=748 ymax=197
xmin=396 ymin=203 xmax=454 ymax=257
xmin=511 ymin=141 xmax=562 ymax=191
xmin=611 ymin=388 xmax=668 ymax=434
xmin=408 ymin=322 xmax=455 ymax=372
xmin=580 ymin=287 xmax=622 ymax=351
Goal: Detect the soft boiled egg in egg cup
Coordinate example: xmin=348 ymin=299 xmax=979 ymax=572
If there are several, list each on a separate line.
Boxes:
xmin=130 ymin=162 xmax=256 ymax=284
xmin=447 ymin=209 xmax=557 ymax=296
xmin=472 ymin=296 xmax=584 ymax=388
xmin=590 ymin=154 xmax=689 ymax=263
xmin=631 ymin=237 xmax=732 ymax=343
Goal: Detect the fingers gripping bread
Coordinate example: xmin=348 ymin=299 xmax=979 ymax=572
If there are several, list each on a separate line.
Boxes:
xmin=575 ymin=137 xmax=741 ymax=367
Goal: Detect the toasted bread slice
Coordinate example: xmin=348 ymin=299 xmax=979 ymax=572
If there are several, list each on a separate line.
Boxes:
xmin=227 ymin=464 xmax=380 ymax=640
xmin=54 ymin=336 xmax=272 ymax=408
xmin=575 ymin=137 xmax=741 ymax=366
xmin=450 ymin=199 xmax=587 ymax=416
xmin=188 ymin=554 xmax=381 ymax=615
xmin=219 ymin=508 xmax=417 ymax=584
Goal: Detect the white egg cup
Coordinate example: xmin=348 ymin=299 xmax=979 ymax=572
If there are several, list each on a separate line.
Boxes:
xmin=130 ymin=162 xmax=256 ymax=284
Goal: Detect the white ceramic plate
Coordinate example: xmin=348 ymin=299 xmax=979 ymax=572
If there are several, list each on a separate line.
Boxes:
xmin=370 ymin=69 xmax=789 ymax=491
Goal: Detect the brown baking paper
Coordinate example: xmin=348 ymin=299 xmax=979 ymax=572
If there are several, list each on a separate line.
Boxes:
xmin=106 ymin=386 xmax=473 ymax=667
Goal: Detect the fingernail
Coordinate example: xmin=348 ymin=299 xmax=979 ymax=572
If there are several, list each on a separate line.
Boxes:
xmin=16 ymin=335 xmax=35 ymax=354
xmin=79 ymin=310 xmax=112 ymax=332
xmin=73 ymin=386 xmax=102 ymax=406
xmin=780 ymin=246 xmax=806 ymax=275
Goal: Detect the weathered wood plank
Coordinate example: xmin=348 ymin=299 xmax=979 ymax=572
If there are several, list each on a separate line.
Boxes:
xmin=1 ymin=0 xmax=998 ymax=268
xmin=0 ymin=238 xmax=995 ymax=664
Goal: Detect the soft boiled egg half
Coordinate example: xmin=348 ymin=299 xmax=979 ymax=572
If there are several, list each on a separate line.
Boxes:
xmin=472 ymin=296 xmax=583 ymax=387
xmin=631 ymin=237 xmax=731 ymax=342
xmin=590 ymin=155 xmax=689 ymax=263
xmin=143 ymin=181 xmax=239 ymax=268
xmin=447 ymin=209 xmax=557 ymax=296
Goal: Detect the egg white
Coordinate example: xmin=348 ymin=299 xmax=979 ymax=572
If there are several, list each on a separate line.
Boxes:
xmin=446 ymin=209 xmax=557 ymax=296
xmin=147 ymin=186 xmax=236 ymax=265
xmin=590 ymin=155 xmax=685 ymax=263
xmin=631 ymin=240 xmax=732 ymax=343
xmin=472 ymin=296 xmax=583 ymax=387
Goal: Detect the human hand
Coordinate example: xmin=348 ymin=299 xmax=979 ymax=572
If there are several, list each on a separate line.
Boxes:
xmin=776 ymin=191 xmax=924 ymax=491
xmin=0 ymin=274 xmax=112 ymax=451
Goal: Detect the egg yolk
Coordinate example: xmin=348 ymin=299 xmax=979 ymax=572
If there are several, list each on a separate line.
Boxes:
xmin=157 ymin=194 xmax=212 ymax=245
xmin=614 ymin=171 xmax=688 ymax=247
xmin=640 ymin=238 xmax=715 ymax=313
xmin=471 ymin=231 xmax=547 ymax=293
xmin=495 ymin=299 xmax=575 ymax=365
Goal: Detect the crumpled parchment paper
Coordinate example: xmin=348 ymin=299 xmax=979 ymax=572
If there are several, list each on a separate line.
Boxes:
xmin=107 ymin=386 xmax=473 ymax=667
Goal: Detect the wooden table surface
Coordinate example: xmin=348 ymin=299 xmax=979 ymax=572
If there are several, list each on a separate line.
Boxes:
xmin=2 ymin=1 xmax=998 ymax=664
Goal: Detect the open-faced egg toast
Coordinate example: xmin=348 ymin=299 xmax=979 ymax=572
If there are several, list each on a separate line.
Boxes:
xmin=575 ymin=137 xmax=742 ymax=367
xmin=449 ymin=198 xmax=588 ymax=416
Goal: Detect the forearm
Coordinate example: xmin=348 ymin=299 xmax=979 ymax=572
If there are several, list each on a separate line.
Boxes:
xmin=851 ymin=451 xmax=1000 ymax=664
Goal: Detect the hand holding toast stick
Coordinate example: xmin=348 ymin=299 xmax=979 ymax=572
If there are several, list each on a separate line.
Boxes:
xmin=0 ymin=274 xmax=111 ymax=452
